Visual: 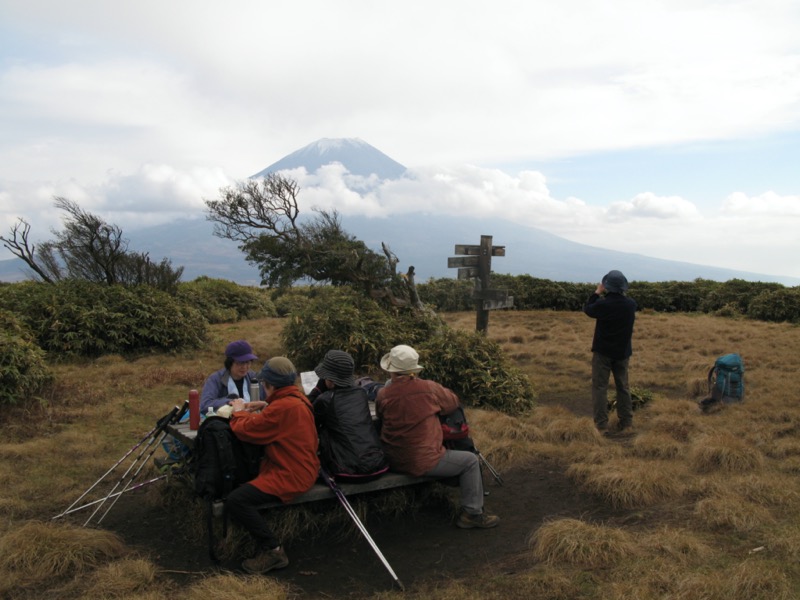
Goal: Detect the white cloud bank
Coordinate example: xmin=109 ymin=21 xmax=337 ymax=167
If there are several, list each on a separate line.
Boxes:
xmin=2 ymin=164 xmax=796 ymax=280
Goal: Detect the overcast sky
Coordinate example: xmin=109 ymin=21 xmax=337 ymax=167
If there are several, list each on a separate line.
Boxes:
xmin=1 ymin=0 xmax=799 ymax=280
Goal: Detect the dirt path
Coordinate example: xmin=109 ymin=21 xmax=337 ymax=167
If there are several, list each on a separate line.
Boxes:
xmin=102 ymin=448 xmax=614 ymax=598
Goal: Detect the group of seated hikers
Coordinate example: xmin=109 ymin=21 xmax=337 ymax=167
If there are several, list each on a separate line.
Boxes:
xmin=200 ymin=340 xmax=499 ymax=574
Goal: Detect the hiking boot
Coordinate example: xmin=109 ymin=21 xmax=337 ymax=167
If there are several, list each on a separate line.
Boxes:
xmin=604 ymin=422 xmax=634 ymax=438
xmin=456 ymin=510 xmax=500 ymax=529
xmin=241 ymin=546 xmax=289 ymax=574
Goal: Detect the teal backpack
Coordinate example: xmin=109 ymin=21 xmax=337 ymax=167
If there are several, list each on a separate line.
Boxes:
xmin=699 ymin=353 xmax=744 ymax=412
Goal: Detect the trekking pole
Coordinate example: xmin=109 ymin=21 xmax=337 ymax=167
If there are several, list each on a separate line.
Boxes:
xmin=52 ymin=475 xmax=167 ymax=520
xmin=53 ymin=405 xmax=179 ymax=521
xmin=83 ymin=404 xmax=180 ymax=526
xmin=91 ymin=404 xmax=183 ymax=526
xmin=319 ymin=468 xmax=405 ymax=591
xmin=476 ymin=451 xmax=504 ymax=486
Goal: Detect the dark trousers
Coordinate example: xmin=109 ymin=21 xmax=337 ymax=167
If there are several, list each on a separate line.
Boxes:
xmin=224 ymin=483 xmax=281 ymax=550
xmin=591 ymin=352 xmax=632 ymax=428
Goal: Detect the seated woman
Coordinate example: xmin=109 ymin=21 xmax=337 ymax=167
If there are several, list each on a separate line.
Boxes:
xmin=226 ymin=356 xmax=320 ymax=574
xmin=309 ymin=350 xmax=388 ymax=479
xmin=200 ymin=340 xmax=265 ymax=415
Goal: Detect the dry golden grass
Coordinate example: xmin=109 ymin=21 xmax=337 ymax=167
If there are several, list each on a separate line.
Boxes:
xmin=693 ymin=494 xmax=776 ymax=532
xmin=566 ymin=456 xmax=685 ymax=509
xmin=181 ymin=572 xmax=293 ymax=600
xmin=689 ymin=432 xmax=766 ymax=473
xmin=5 ymin=310 xmax=800 ymax=599
xmin=639 ymin=526 xmax=713 ymax=564
xmin=83 ymin=557 xmax=158 ymax=598
xmin=527 ymin=517 xmax=635 ymax=568
xmin=0 ymin=521 xmax=128 ymax=595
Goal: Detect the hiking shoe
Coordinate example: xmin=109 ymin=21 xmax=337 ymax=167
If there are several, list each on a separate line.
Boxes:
xmin=456 ymin=510 xmax=500 ymax=529
xmin=604 ymin=423 xmax=634 ymax=438
xmin=241 ymin=546 xmax=289 ymax=574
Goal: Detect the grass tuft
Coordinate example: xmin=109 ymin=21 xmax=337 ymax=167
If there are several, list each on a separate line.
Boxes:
xmin=0 ymin=521 xmax=127 ymax=589
xmin=566 ymin=458 xmax=684 ymax=508
xmin=528 ymin=518 xmax=635 ymax=568
xmin=689 ymin=433 xmax=765 ymax=473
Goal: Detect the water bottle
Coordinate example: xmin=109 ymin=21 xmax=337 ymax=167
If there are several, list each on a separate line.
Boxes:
xmin=188 ymin=389 xmax=200 ymax=430
xmin=249 ymin=380 xmax=260 ymax=403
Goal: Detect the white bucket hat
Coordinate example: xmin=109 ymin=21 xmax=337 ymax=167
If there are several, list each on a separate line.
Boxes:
xmin=380 ymin=345 xmax=423 ymax=374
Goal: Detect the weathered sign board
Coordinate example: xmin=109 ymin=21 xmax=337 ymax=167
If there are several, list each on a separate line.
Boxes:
xmin=448 ymin=235 xmax=513 ymax=333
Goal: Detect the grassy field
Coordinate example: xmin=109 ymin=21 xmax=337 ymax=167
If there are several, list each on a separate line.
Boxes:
xmin=2 ymin=309 xmax=800 ymax=599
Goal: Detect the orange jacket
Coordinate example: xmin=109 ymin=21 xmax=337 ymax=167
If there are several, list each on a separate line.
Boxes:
xmin=229 ymin=385 xmax=320 ymax=502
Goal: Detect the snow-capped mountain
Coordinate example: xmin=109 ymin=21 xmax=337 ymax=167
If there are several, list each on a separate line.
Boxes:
xmin=251 ymin=138 xmax=407 ymax=180
xmin=2 ymin=139 xmax=798 ymax=286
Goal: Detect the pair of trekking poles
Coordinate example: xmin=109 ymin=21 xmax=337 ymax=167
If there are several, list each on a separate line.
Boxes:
xmin=52 ymin=401 xmax=189 ymax=526
xmin=320 ymin=447 xmax=502 ymax=591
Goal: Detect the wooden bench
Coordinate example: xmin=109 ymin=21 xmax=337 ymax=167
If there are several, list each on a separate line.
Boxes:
xmin=165 ymin=421 xmax=440 ymax=509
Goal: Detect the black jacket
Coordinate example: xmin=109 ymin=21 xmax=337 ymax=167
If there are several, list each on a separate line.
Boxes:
xmin=583 ymin=292 xmax=637 ymax=360
xmin=312 ymin=386 xmax=387 ymax=476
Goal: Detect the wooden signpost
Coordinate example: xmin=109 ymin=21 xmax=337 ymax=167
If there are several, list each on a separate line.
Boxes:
xmin=448 ymin=235 xmax=513 ymax=333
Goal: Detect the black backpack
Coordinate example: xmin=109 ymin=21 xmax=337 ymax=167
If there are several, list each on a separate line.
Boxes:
xmin=439 ymin=406 xmax=476 ymax=452
xmin=190 ymin=416 xmax=263 ymax=563
xmin=192 ymin=416 xmax=262 ymax=500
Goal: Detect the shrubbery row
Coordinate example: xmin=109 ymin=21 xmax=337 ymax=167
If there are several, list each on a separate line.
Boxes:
xmin=0 ymin=277 xmax=278 ymax=405
xmin=279 ymin=287 xmax=536 ymax=414
xmin=417 ymin=276 xmax=800 ymax=323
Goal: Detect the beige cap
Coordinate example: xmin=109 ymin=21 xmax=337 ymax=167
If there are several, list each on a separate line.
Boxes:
xmin=380 ymin=345 xmax=423 ymax=374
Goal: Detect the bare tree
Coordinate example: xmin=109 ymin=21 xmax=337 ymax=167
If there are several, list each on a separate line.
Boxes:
xmin=206 ymin=174 xmax=394 ymax=291
xmin=1 ymin=197 xmax=183 ymax=291
xmin=0 ymin=218 xmax=56 ymax=283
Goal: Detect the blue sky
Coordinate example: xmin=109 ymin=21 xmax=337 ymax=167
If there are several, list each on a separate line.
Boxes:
xmin=1 ymin=0 xmax=799 ymax=280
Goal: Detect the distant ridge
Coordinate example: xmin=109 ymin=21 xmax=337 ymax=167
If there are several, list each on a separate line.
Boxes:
xmin=4 ymin=216 xmax=798 ymax=286
xmin=2 ymin=139 xmax=798 ymax=287
xmin=251 ymin=138 xmax=407 ymax=180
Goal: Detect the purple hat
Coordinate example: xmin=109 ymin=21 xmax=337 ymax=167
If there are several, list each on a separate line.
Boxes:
xmin=225 ymin=340 xmax=258 ymax=362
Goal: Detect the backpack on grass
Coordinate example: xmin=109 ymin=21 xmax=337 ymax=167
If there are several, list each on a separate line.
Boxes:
xmin=190 ymin=416 xmax=263 ymax=563
xmin=699 ymin=353 xmax=745 ymax=413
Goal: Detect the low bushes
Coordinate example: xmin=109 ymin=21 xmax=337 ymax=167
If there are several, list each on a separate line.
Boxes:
xmin=0 ymin=280 xmax=207 ymax=357
xmin=177 ymin=277 xmax=276 ymax=323
xmin=0 ymin=309 xmax=51 ymax=406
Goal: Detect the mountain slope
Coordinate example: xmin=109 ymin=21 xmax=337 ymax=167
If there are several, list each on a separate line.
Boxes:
xmin=251 ymin=138 xmax=407 ymax=180
xmin=4 ymin=215 xmax=795 ymax=286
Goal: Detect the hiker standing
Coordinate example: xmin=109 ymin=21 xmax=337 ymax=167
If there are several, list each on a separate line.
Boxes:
xmin=583 ymin=270 xmax=637 ymax=433
xmin=225 ymin=357 xmax=320 ymax=574
xmin=200 ymin=340 xmax=265 ymax=415
xmin=309 ymin=350 xmax=388 ymax=478
xmin=375 ymin=345 xmax=499 ymax=529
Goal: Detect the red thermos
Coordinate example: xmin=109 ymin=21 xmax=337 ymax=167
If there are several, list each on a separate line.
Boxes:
xmin=189 ymin=389 xmax=200 ymax=430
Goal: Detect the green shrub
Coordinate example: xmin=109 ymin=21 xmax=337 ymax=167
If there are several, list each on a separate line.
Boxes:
xmin=176 ymin=277 xmax=276 ymax=323
xmin=272 ymin=285 xmax=342 ymax=317
xmin=417 ymin=278 xmax=475 ymax=312
xmin=0 ymin=309 xmax=52 ymax=406
xmin=748 ymin=288 xmax=800 ymax=323
xmin=280 ymin=287 xmax=442 ymax=372
xmin=417 ymin=328 xmax=536 ymax=415
xmin=0 ymin=280 xmax=207 ymax=357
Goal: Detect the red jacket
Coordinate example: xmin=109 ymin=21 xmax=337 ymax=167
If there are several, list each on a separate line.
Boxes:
xmin=229 ymin=385 xmax=320 ymax=502
xmin=376 ymin=377 xmax=459 ymax=476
